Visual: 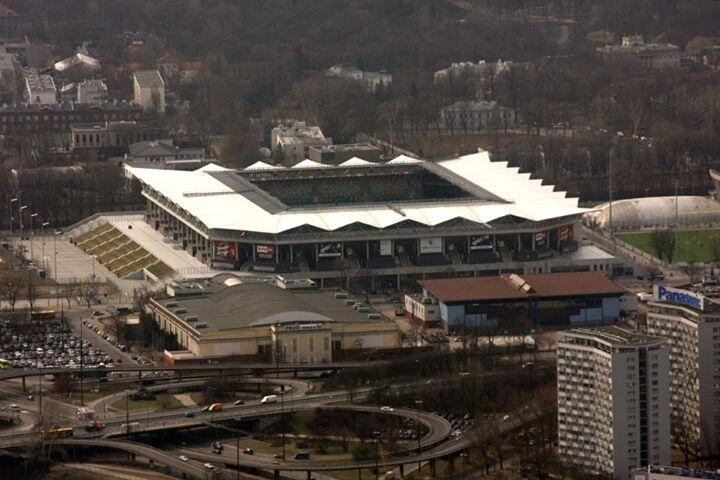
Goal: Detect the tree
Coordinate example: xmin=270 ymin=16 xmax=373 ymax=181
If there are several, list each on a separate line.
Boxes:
xmin=650 ymin=229 xmax=676 ymax=263
xmin=0 ymin=273 xmax=26 ymax=311
xmin=60 ymin=283 xmax=79 ymax=309
xmin=79 ymin=283 xmax=99 ymax=310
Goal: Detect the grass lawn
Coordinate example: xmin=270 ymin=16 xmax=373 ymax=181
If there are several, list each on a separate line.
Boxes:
xmin=109 ymin=393 xmax=182 ymax=411
xmin=618 ymin=229 xmax=720 ymax=263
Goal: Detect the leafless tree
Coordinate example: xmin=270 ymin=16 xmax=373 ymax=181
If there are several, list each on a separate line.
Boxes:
xmin=1 ymin=273 xmax=27 ymax=311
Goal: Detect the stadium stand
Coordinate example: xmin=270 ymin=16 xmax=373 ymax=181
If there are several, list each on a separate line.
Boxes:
xmin=72 ymin=224 xmax=174 ymax=279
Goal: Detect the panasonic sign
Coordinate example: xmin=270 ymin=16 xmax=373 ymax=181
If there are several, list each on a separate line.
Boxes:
xmin=653 ymin=285 xmax=704 ymax=311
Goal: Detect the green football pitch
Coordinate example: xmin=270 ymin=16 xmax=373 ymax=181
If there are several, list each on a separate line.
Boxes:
xmin=618 ymin=229 xmax=720 ymax=263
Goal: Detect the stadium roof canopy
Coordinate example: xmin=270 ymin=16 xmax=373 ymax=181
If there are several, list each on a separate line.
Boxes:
xmin=125 ymin=150 xmax=587 ymax=234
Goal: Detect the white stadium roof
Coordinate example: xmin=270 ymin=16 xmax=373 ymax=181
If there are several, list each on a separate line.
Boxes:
xmin=126 ymin=150 xmax=586 ymax=234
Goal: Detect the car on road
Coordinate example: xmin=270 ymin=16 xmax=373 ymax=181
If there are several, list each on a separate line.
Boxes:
xmin=184 ymin=411 xmax=195 ymax=417
xmin=203 ymin=463 xmax=216 ymax=471
xmin=381 ymin=406 xmax=394 ymax=412
xmin=234 ymin=399 xmax=244 ymax=405
xmin=294 ymin=450 xmax=310 ymax=460
xmin=8 ymin=404 xmax=20 ymax=411
xmin=243 ymin=448 xmax=254 ymax=455
xmin=261 ymin=395 xmax=278 ymax=404
xmin=179 ymin=455 xmax=189 ymax=462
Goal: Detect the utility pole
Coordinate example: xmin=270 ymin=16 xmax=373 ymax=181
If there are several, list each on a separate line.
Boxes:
xmin=675 ymin=178 xmax=680 ymax=260
xmin=79 ymin=318 xmax=84 ymax=406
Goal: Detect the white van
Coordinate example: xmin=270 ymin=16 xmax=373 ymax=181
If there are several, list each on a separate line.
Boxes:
xmin=636 ymin=292 xmax=653 ymax=303
xmin=261 ymin=395 xmax=278 ymax=404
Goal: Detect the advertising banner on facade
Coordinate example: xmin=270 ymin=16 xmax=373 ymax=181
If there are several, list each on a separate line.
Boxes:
xmin=215 ymin=241 xmax=237 ymax=260
xmin=419 ymin=237 xmax=442 ymax=254
xmin=319 ymin=242 xmax=342 ymax=257
xmin=379 ymin=240 xmax=392 ymax=256
xmin=534 ymin=231 xmax=547 ymax=248
xmin=653 ymin=285 xmax=704 ymax=311
xmin=256 ymin=244 xmax=275 ymax=260
xmin=470 ymin=235 xmax=493 ymax=251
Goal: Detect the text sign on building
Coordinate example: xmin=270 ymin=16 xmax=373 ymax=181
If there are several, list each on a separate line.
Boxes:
xmin=256 ymin=244 xmax=275 ymax=259
xmin=653 ymin=285 xmax=704 ymax=311
xmin=379 ymin=240 xmax=392 ymax=256
xmin=282 ymin=323 xmax=324 ymax=332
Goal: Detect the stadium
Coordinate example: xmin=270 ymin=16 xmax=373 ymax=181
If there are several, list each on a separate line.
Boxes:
xmin=122 ymin=150 xmax=618 ymax=288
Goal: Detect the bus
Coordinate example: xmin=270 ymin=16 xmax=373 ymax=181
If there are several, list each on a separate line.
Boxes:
xmin=31 ymin=310 xmax=56 ymax=321
xmin=43 ymin=427 xmax=74 ymax=440
xmin=122 ymin=422 xmax=140 ymax=433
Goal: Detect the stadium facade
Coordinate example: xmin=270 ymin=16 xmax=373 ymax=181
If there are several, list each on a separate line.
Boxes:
xmin=126 ymin=150 xmax=615 ymax=288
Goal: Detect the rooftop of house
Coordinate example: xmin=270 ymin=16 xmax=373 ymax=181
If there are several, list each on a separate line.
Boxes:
xmin=133 ymin=69 xmax=164 ymax=88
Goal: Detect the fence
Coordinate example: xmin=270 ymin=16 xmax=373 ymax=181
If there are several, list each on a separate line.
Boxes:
xmin=581 ymin=225 xmax=665 ymax=270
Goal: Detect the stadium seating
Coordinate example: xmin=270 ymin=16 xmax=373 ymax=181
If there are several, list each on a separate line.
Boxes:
xmin=468 ymin=251 xmax=501 ymax=264
xmin=74 ymin=223 xmax=173 ymax=280
xmin=416 ymin=253 xmax=450 ymax=267
xmin=366 ymin=256 xmax=397 ymax=269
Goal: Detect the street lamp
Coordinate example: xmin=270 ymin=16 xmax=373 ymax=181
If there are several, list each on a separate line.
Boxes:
xmin=53 ymin=230 xmax=61 ymax=309
xmin=91 ymin=254 xmax=96 ymax=280
xmin=18 ymin=205 xmax=27 ymax=255
xmin=8 ymin=197 xmax=17 ymax=236
xmin=29 ymin=213 xmax=38 ymax=264
xmin=41 ymin=222 xmax=49 ymax=273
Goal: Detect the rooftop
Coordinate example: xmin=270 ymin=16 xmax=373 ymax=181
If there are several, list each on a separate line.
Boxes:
xmin=0 ymin=99 xmax=140 ymax=112
xmin=156 ymin=282 xmax=389 ymax=332
xmin=126 ymin=150 xmax=587 ymax=235
xmin=420 ymin=271 xmax=626 ymax=303
xmin=54 ymin=52 xmax=100 ymax=72
xmin=310 ymin=143 xmax=379 ymax=153
xmin=133 ymin=70 xmax=164 ymax=88
xmin=24 ymin=69 xmax=55 ymax=92
xmin=563 ymin=325 xmax=666 ymax=348
xmin=128 ymin=139 xmax=203 ymax=158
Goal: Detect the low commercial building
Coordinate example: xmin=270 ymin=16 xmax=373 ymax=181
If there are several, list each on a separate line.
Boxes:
xmin=70 ymin=121 xmax=165 ymax=151
xmin=271 ymin=121 xmax=330 ymax=164
xmin=557 ymin=326 xmax=671 ymax=478
xmin=0 ymin=100 xmax=143 ymax=135
xmin=124 ymin=139 xmax=206 ymax=169
xmin=646 ymin=286 xmax=720 ymax=458
xmin=308 ymin=143 xmax=381 ymax=165
xmin=147 ymin=277 xmax=400 ymax=362
xmin=419 ymin=271 xmax=626 ymax=331
xmin=597 ymin=35 xmax=681 ymax=69
xmin=133 ymin=69 xmax=165 ymax=114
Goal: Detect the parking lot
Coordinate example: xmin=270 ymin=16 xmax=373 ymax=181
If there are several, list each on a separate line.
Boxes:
xmin=0 ymin=318 xmax=118 ymax=369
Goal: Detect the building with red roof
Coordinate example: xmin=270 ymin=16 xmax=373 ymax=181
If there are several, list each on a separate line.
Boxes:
xmin=416 ymin=271 xmax=627 ymax=330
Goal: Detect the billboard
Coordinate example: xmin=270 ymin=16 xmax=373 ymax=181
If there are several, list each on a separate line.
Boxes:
xmin=256 ymin=244 xmax=275 ymax=260
xmin=419 ymin=238 xmax=442 ymax=254
xmin=319 ymin=242 xmax=342 ymax=257
xmin=379 ymin=240 xmax=392 ymax=256
xmin=214 ymin=241 xmax=236 ymax=260
xmin=534 ymin=232 xmax=547 ymax=248
xmin=470 ymin=235 xmax=493 ymax=251
xmin=653 ymin=285 xmax=704 ymax=311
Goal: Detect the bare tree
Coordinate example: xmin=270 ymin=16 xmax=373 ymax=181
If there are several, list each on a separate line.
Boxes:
xmin=1 ymin=273 xmax=27 ymax=311
xmin=79 ymin=283 xmax=99 ymax=310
